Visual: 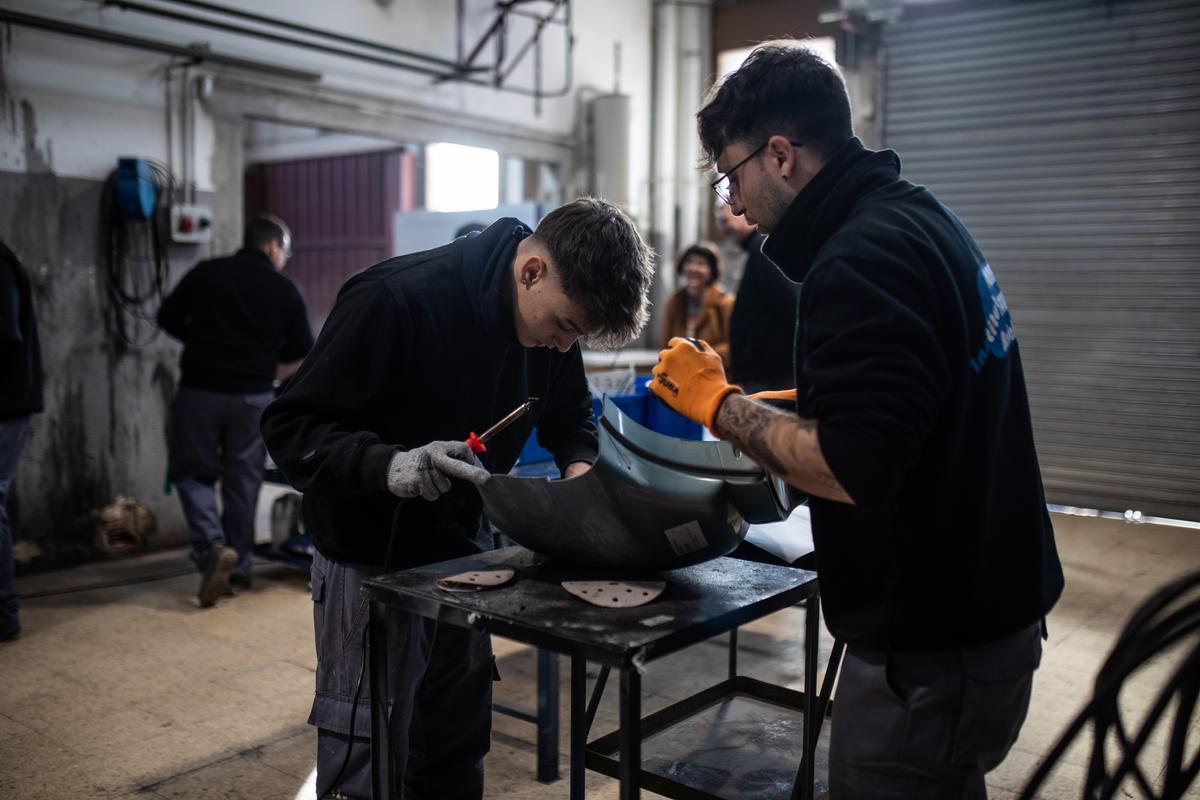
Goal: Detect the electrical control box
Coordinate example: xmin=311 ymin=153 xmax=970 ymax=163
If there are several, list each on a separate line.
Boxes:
xmin=170 ymin=203 xmax=214 ymax=243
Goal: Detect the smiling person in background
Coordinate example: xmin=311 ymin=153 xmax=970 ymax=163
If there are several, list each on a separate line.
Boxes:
xmin=661 ymin=240 xmax=735 ymax=367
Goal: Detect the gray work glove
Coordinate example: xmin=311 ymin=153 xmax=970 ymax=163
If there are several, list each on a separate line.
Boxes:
xmin=386 ymin=441 xmax=490 ymax=501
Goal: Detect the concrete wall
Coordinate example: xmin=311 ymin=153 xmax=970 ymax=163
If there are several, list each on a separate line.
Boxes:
xmin=0 ymin=0 xmax=656 ymax=564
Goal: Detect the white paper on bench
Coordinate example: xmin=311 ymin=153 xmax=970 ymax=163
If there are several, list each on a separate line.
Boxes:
xmin=744 ymin=504 xmax=814 ymax=565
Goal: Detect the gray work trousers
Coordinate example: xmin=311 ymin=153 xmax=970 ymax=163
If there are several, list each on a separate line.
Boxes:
xmin=0 ymin=417 xmax=30 ymax=634
xmin=309 ymin=550 xmax=496 ymax=800
xmin=829 ymin=621 xmax=1043 ymax=799
xmin=168 ymin=387 xmax=272 ymax=580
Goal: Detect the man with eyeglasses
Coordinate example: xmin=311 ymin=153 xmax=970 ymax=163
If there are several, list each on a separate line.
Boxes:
xmin=650 ymin=45 xmax=1063 ymax=798
xmin=158 ymin=213 xmax=313 ymax=607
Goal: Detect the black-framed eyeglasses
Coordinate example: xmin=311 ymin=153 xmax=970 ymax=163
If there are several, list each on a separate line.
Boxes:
xmin=710 ymin=139 xmax=803 ymax=204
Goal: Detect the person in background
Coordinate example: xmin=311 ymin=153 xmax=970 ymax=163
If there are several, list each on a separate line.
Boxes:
xmin=651 ymin=44 xmax=1062 ymax=798
xmin=0 ymin=241 xmax=43 ymax=642
xmin=660 ymin=241 xmax=735 ymax=367
xmin=715 ymin=200 xmax=801 ymax=394
xmin=260 ymin=198 xmax=654 ymax=800
xmin=157 ymin=214 xmax=314 ymax=608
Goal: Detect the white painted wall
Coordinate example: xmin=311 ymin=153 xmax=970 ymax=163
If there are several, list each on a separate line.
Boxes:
xmin=0 ymin=0 xmax=660 ymax=555
xmin=2 ymin=0 xmax=653 ymax=218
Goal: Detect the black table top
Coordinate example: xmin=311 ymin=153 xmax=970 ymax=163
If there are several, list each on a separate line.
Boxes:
xmin=361 ymin=546 xmax=818 ymax=667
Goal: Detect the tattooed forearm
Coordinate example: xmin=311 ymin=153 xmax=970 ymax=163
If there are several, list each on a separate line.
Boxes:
xmin=715 ymin=394 xmax=854 ymax=505
xmin=718 ymin=394 xmax=790 ymax=475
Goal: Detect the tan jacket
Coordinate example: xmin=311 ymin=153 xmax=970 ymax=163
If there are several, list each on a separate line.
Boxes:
xmin=661 ymin=285 xmax=736 ymax=367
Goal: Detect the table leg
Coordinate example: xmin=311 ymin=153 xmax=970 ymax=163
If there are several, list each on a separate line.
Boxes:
xmin=368 ymin=601 xmax=394 ymax=799
xmin=618 ymin=667 xmax=641 ymax=800
xmin=729 ymin=627 xmax=739 ymax=679
xmin=536 ymin=649 xmax=560 ymax=783
xmin=791 ymin=595 xmax=820 ymax=800
xmin=571 ymin=656 xmax=586 ymax=800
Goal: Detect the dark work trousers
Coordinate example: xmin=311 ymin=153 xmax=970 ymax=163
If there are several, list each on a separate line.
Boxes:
xmin=168 ymin=387 xmax=273 ymax=581
xmin=310 ymin=550 xmax=496 ymax=800
xmin=0 ymin=417 xmax=30 ymax=634
xmin=828 ymin=621 xmax=1043 ymax=799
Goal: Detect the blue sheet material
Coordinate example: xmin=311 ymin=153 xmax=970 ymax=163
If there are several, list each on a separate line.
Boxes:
xmin=516 ymin=375 xmax=702 ymax=465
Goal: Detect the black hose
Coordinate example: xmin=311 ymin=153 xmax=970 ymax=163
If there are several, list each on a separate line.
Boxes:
xmin=101 ymin=159 xmax=175 ymax=352
xmin=1019 ymin=569 xmax=1200 ymax=799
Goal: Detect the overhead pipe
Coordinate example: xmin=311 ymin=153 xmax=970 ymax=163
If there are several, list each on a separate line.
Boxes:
xmin=98 ymin=0 xmax=572 ymax=99
xmin=101 ymin=0 xmax=465 ymax=80
xmin=0 ymin=8 xmax=321 ymax=83
xmin=151 ymin=0 xmax=476 ymax=72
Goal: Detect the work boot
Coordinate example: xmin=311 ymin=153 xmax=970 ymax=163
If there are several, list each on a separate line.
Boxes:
xmin=198 ymin=546 xmax=237 ymax=608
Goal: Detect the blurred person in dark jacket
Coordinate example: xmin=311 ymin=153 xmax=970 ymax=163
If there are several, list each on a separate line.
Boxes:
xmin=157 ymin=214 xmax=313 ymax=607
xmin=260 ymin=198 xmax=654 ymax=800
xmin=715 ymin=200 xmax=800 ymax=393
xmin=651 ymin=45 xmax=1062 ymax=799
xmin=0 ymin=241 xmax=43 ymax=642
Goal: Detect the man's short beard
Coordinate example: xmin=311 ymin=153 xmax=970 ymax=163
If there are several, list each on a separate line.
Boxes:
xmin=757 ymin=179 xmax=795 ymax=234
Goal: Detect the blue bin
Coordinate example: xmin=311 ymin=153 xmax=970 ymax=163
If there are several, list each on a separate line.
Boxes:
xmin=516 ymin=376 xmax=701 ymax=465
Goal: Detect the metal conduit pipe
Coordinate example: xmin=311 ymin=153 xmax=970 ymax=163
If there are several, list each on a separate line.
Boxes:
xmin=150 ymin=0 xmax=475 ymax=72
xmin=94 ymin=0 xmax=574 ymax=99
xmin=100 ymin=0 xmax=467 ymax=81
xmin=0 ymin=8 xmax=321 ymax=83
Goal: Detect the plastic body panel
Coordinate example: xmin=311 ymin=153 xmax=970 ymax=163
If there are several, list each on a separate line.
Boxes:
xmin=481 ymin=397 xmax=793 ymax=570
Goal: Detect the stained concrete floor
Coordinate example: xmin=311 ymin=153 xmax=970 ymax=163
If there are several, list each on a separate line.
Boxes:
xmin=1 ymin=511 xmax=1198 ymax=799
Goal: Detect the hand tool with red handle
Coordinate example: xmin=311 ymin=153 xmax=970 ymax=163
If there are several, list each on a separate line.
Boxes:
xmin=466 ymin=397 xmax=539 ymax=454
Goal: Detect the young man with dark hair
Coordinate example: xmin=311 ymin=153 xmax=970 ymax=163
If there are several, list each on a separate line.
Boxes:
xmin=261 ymin=197 xmax=654 ymax=799
xmin=651 ymin=45 xmax=1063 ymax=798
xmin=158 ymin=213 xmax=313 ymax=607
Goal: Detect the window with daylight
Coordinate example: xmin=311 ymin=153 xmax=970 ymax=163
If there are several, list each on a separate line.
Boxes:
xmin=425 ymin=142 xmax=501 ymax=212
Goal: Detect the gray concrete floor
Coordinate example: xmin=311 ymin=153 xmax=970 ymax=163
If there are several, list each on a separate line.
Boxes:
xmin=1 ymin=512 xmax=1197 ymax=799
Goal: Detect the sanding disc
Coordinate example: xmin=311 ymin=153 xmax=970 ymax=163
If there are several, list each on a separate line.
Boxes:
xmin=436 ymin=568 xmax=516 ymax=593
xmin=561 ymin=580 xmax=666 ymax=608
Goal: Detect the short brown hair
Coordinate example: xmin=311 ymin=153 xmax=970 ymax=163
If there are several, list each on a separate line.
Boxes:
xmin=532 ymin=198 xmax=655 ymax=349
xmin=675 ymin=241 xmax=722 ymax=286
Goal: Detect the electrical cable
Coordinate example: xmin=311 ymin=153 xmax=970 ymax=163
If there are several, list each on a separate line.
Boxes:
xmin=18 ymin=567 xmax=195 ymax=600
xmin=1018 ymin=569 xmax=1200 ymax=799
xmin=319 ymin=500 xmax=406 ymax=799
xmin=100 ymin=158 xmax=175 ymax=352
xmin=16 ymin=555 xmax=292 ymax=601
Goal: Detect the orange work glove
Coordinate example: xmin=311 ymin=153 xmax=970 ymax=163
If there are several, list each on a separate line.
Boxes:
xmin=747 ymin=388 xmax=797 ymax=403
xmin=648 ymin=337 xmax=743 ymax=429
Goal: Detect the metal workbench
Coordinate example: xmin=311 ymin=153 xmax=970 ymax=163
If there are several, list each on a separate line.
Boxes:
xmin=362 ymin=545 xmax=830 ymax=799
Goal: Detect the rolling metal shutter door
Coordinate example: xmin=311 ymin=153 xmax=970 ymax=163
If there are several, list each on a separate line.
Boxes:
xmin=880 ymin=0 xmax=1200 ymax=520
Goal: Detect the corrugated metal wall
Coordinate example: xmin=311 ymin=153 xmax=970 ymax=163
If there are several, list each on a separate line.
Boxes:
xmin=881 ymin=0 xmax=1200 ymax=520
xmin=244 ymin=148 xmax=417 ymax=328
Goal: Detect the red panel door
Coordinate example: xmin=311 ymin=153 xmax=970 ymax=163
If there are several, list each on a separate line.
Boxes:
xmin=244 ymin=148 xmax=417 ymax=330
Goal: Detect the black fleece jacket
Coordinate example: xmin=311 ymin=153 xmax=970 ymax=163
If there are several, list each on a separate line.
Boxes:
xmin=763 ymin=138 xmax=1064 ymax=653
xmin=0 ymin=242 xmax=43 ymax=420
xmin=260 ymin=219 xmax=598 ymax=567
xmin=157 ymin=248 xmax=313 ymax=393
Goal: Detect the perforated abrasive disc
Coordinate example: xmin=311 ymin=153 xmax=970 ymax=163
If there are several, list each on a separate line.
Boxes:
xmin=561 ymin=580 xmax=666 ymax=608
xmin=435 ymin=568 xmax=516 ymax=593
